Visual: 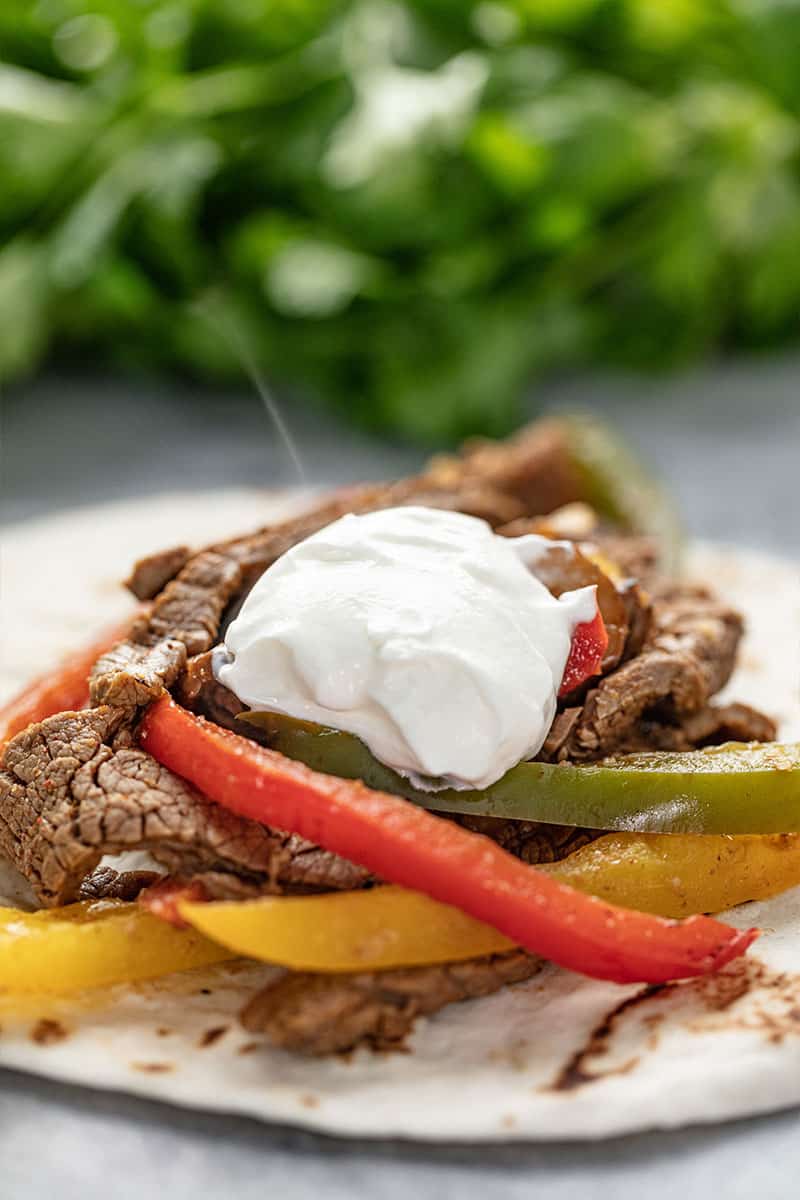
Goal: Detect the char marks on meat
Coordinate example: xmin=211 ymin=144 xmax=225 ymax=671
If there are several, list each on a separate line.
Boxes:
xmin=241 ymin=950 xmax=542 ymax=1055
xmin=0 ymin=708 xmax=369 ymax=906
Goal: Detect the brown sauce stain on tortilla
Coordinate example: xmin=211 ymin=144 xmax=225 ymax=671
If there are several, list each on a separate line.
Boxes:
xmin=30 ymin=1019 xmax=68 ymax=1046
xmin=299 ymin=1094 xmax=319 ymax=1109
xmin=686 ymin=958 xmax=800 ymax=1045
xmin=132 ymin=1061 xmax=174 ymax=1074
xmin=548 ymin=957 xmax=800 ymax=1093
xmin=198 ymin=1025 xmax=228 ymax=1048
xmin=238 ymin=1041 xmax=261 ymax=1055
xmin=549 ymin=986 xmax=664 ymax=1093
xmin=156 ymin=1027 xmax=173 ymax=1038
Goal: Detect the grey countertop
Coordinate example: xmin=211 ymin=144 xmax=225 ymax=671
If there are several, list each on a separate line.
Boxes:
xmin=2 ymin=358 xmax=800 ymax=1198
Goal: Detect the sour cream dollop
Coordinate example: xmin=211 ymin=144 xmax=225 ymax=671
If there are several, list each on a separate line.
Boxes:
xmin=217 ymin=506 xmax=596 ymax=790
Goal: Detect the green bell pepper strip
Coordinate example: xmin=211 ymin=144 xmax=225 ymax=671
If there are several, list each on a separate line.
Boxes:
xmin=238 ymin=712 xmax=800 ymax=834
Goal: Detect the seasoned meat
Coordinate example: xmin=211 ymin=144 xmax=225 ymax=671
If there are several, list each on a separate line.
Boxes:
xmin=590 ymin=533 xmax=661 ymax=589
xmin=177 ymin=650 xmax=244 ymax=729
xmin=149 ymin=831 xmax=371 ymax=894
xmin=425 ymin=420 xmax=582 ymax=516
xmin=558 ymin=586 xmax=744 ymax=760
xmin=573 ymin=702 xmax=776 ymax=757
xmin=90 ymin=639 xmax=187 ymax=708
xmin=619 ymin=580 xmax=652 ymax=662
xmin=676 ymin=701 xmax=777 ymax=747
xmin=241 ymin=950 xmax=542 ymax=1055
xmin=134 ymin=551 xmax=243 ymax=655
xmin=0 ymin=709 xmax=369 ymax=906
xmin=452 ymin=818 xmax=598 ymax=863
xmin=126 ymin=545 xmax=191 ymax=602
xmin=79 ymin=866 xmax=160 ymax=901
xmin=90 ymin=551 xmax=243 ymax=709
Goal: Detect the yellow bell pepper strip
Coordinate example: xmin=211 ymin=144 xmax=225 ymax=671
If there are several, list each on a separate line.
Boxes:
xmin=0 ymin=616 xmax=136 ymax=746
xmin=140 ymin=696 xmax=756 ymax=985
xmin=179 ymin=887 xmax=515 ymax=972
xmin=544 ymin=832 xmax=800 ymax=919
xmin=175 ymin=833 xmax=800 ymax=972
xmin=240 ymin=714 xmax=800 ymax=835
xmin=0 ymin=900 xmax=232 ymax=994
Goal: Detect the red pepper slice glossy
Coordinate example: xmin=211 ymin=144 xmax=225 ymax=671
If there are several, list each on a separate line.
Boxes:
xmin=140 ymin=697 xmax=757 ymax=985
xmin=559 ymin=610 xmax=608 ymax=698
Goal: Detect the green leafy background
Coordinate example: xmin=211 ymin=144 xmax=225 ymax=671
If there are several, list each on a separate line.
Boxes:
xmin=2 ymin=0 xmax=800 ymax=441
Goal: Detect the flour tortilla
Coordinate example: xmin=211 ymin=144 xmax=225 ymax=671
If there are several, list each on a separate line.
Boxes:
xmin=1 ymin=491 xmax=800 ymax=1142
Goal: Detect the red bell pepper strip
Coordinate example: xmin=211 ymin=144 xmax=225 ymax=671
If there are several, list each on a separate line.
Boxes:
xmin=140 ymin=696 xmax=757 ymax=984
xmin=559 ymin=610 xmax=608 ymax=698
xmin=0 ymin=617 xmax=136 ymax=746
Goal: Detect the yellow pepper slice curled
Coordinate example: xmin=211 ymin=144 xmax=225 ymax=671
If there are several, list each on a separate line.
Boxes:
xmin=4 ymin=832 xmax=798 ymax=992
xmin=181 ymin=834 xmax=800 ymax=973
xmin=180 ymin=887 xmax=515 ymax=972
xmin=0 ymin=900 xmax=232 ymax=994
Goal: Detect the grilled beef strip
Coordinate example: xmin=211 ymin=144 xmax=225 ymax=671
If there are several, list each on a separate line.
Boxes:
xmin=125 ymin=421 xmax=584 ymax=604
xmin=240 ymin=949 xmax=543 ymax=1055
xmin=126 ymin=545 xmax=191 ymax=602
xmin=79 ymin=867 xmax=160 ymax=902
xmin=555 ymin=585 xmax=747 ymax=761
xmin=0 ymin=708 xmax=370 ymax=906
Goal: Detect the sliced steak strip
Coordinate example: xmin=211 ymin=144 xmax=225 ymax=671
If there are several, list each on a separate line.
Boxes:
xmin=591 ymin=534 xmax=661 ymax=586
xmin=90 ymin=551 xmax=244 ymax=709
xmin=134 ymin=551 xmax=243 ymax=655
xmin=90 ymin=639 xmax=187 ymax=708
xmin=426 ymin=420 xmax=582 ymax=516
xmin=560 ymin=586 xmax=743 ymax=760
xmin=678 ymin=701 xmax=777 ymax=747
xmin=79 ymin=866 xmax=161 ymax=902
xmin=241 ymin=950 xmax=542 ymax=1055
xmin=149 ymin=831 xmax=370 ymax=895
xmin=0 ymin=709 xmax=369 ymax=906
xmin=126 ymin=546 xmax=191 ymax=602
xmin=177 ymin=649 xmax=244 ymax=730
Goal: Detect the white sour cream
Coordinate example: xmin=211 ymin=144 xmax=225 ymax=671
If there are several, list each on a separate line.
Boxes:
xmin=217 ymin=506 xmax=596 ymax=791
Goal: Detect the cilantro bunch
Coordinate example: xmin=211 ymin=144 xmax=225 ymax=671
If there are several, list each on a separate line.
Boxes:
xmin=2 ymin=0 xmax=800 ymax=440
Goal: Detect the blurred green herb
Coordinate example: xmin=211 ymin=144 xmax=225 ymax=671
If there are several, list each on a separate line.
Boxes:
xmin=2 ymin=0 xmax=800 ymax=442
